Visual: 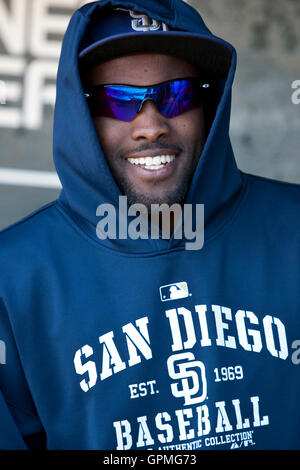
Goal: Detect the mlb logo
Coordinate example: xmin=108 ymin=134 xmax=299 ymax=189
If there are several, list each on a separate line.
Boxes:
xmin=160 ymin=282 xmax=190 ymax=302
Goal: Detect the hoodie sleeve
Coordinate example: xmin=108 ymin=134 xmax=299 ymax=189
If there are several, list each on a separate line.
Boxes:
xmin=0 ymin=389 xmax=28 ymax=449
xmin=0 ymin=299 xmax=45 ymax=450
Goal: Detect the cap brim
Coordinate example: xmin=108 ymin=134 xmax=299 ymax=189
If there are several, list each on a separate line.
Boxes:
xmin=78 ymin=31 xmax=232 ymax=79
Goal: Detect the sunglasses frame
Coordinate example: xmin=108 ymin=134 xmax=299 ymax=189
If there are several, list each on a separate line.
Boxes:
xmin=84 ymin=77 xmax=216 ymax=121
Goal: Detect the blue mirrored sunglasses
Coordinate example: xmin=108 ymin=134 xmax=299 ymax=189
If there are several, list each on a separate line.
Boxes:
xmin=84 ymin=78 xmax=215 ymax=122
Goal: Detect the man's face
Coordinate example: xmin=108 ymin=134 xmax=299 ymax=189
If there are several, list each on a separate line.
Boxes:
xmin=86 ymin=53 xmax=206 ymax=208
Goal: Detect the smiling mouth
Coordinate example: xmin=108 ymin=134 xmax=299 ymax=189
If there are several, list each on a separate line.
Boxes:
xmin=126 ymin=155 xmax=176 ymax=171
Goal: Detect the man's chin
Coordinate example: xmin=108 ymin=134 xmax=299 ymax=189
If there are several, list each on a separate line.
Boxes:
xmin=126 ymin=190 xmax=187 ymax=210
xmin=117 ymin=175 xmax=191 ymax=210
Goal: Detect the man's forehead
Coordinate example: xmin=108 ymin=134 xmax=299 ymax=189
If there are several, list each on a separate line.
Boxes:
xmin=85 ymin=53 xmax=200 ymax=86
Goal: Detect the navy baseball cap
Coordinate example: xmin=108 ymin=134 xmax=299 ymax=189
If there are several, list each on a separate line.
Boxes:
xmin=78 ymin=8 xmax=232 ymax=78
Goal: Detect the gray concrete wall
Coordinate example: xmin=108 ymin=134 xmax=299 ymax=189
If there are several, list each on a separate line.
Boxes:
xmin=187 ymin=0 xmax=300 ymax=182
xmin=0 ymin=0 xmax=299 ymax=230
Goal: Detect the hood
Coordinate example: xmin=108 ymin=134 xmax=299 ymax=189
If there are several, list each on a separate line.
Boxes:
xmin=53 ymin=0 xmax=244 ymax=254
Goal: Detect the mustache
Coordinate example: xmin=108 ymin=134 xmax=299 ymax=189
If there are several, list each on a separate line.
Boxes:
xmin=119 ymin=142 xmax=182 ymax=159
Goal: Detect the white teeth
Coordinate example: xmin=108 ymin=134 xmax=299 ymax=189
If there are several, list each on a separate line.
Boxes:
xmin=145 ymin=164 xmax=165 ymax=171
xmin=145 ymin=157 xmax=153 ymax=166
xmin=127 ymin=155 xmax=175 ymax=167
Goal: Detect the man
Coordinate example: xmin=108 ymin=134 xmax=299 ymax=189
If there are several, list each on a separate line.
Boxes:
xmin=0 ymin=0 xmax=299 ymax=451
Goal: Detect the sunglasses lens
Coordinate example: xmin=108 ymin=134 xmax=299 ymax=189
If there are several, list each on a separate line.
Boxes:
xmin=157 ymin=80 xmax=198 ymax=118
xmin=89 ymin=86 xmax=144 ymax=121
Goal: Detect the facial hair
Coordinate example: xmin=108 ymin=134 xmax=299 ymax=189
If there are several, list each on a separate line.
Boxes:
xmin=116 ymin=171 xmax=192 ymax=210
xmin=115 ymin=141 xmax=196 ymax=209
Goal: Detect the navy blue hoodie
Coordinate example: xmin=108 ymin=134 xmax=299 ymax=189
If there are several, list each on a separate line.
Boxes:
xmin=0 ymin=0 xmax=300 ymax=450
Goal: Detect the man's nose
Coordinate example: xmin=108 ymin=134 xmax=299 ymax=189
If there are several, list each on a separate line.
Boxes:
xmin=131 ymin=100 xmax=170 ymax=142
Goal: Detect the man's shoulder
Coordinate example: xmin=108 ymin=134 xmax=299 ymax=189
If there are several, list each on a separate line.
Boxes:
xmin=245 ymin=172 xmax=300 ymax=207
xmin=0 ymin=201 xmax=59 ymax=255
xmin=243 ymin=173 xmax=300 ymax=237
